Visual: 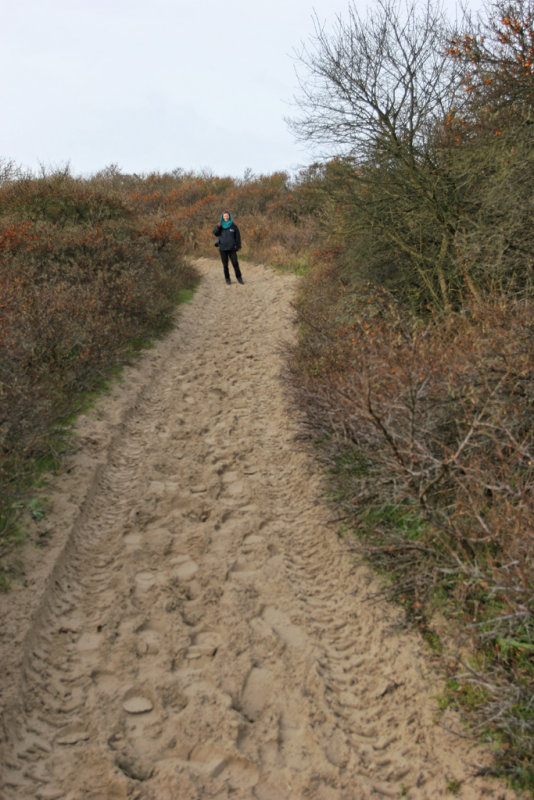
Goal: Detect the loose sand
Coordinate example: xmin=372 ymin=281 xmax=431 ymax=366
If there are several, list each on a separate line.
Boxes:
xmin=0 ymin=259 xmax=519 ymax=799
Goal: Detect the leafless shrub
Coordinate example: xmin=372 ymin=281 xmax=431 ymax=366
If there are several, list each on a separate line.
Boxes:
xmin=290 ymin=265 xmax=534 ymax=777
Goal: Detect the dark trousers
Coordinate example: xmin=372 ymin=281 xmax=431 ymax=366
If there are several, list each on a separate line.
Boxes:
xmin=219 ymin=249 xmax=242 ymax=281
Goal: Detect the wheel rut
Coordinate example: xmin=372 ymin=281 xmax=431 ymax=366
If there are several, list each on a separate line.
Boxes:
xmin=0 ymin=258 xmax=519 ymax=800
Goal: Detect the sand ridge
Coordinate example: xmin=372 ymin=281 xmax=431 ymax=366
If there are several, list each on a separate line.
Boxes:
xmin=0 ymin=259 xmax=519 ymax=799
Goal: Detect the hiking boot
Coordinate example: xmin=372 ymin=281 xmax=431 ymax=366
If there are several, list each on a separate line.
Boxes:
xmin=237 ymin=277 xmax=244 ymax=284
xmin=225 ymin=278 xmax=231 ymax=285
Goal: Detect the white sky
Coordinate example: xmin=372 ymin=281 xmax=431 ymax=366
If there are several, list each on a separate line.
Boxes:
xmin=3 ymin=0 xmax=479 ymax=179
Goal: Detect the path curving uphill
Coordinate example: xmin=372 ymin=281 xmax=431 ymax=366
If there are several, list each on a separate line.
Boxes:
xmin=0 ymin=259 xmax=518 ymax=799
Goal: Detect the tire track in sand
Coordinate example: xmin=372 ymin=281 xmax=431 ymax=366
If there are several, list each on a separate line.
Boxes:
xmin=0 ymin=258 xmax=519 ymax=799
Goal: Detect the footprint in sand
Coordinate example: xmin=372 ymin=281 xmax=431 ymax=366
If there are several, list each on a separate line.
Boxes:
xmin=0 ymin=260 xmax=517 ymax=800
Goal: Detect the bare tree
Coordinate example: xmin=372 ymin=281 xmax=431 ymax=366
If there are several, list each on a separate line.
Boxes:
xmin=288 ymin=2 xmax=483 ymax=309
xmin=289 ymin=0 xmax=462 ymax=164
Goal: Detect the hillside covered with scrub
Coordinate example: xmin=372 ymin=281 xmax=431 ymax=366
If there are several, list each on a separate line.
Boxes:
xmin=1 ymin=0 xmax=533 ymax=791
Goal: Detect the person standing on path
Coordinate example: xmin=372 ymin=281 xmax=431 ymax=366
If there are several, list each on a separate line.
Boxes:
xmin=213 ymin=211 xmax=244 ymax=285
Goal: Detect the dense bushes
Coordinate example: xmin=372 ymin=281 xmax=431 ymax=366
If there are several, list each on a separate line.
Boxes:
xmin=290 ymin=0 xmax=534 ymax=311
xmin=289 ymin=0 xmax=534 ymax=788
xmin=124 ymin=168 xmax=317 ymax=269
xmin=0 ymin=170 xmax=198 ymax=563
xmin=291 ymin=266 xmax=534 ymax=779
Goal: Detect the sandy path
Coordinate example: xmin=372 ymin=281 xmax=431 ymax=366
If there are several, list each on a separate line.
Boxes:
xmin=0 ymin=258 xmax=518 ymax=800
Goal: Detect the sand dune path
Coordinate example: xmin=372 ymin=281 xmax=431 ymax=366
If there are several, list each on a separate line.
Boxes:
xmin=0 ymin=259 xmax=518 ymax=799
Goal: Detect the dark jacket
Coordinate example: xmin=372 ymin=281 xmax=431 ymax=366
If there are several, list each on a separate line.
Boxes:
xmin=213 ymin=222 xmax=241 ymax=251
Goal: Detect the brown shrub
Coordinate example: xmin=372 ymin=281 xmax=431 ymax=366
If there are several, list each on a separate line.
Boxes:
xmin=291 ymin=263 xmax=534 ymax=775
xmin=0 ymin=175 xmax=198 ymax=561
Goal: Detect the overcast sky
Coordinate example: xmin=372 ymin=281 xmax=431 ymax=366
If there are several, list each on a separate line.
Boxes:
xmin=3 ymin=0 xmax=477 ymax=180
